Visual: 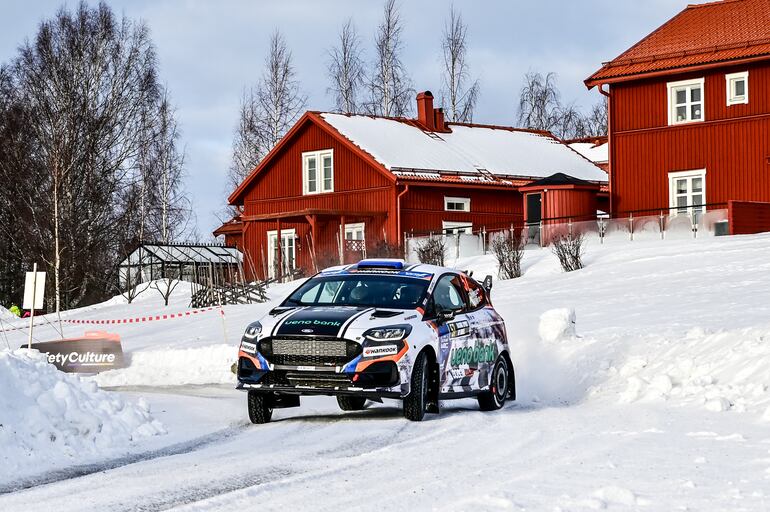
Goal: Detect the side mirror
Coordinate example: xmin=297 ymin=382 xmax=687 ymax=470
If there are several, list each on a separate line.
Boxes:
xmin=437 ymin=309 xmax=456 ymax=324
xmin=482 ymin=275 xmax=493 ymax=294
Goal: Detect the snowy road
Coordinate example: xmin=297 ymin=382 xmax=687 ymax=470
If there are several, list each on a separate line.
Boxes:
xmin=4 ymin=235 xmax=770 ymax=510
xmin=3 ymin=387 xmax=769 ymax=511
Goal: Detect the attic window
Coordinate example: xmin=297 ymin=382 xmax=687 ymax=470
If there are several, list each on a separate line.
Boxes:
xmin=726 ymin=71 xmax=748 ymax=106
xmin=302 ymin=149 xmax=333 ymax=195
xmin=444 ymin=197 xmax=470 ymax=212
xmin=667 ymin=78 xmax=704 ymax=125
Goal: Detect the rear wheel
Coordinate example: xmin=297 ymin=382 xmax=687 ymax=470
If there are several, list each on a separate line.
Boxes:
xmin=403 ymin=352 xmax=428 ymax=421
xmin=247 ymin=391 xmax=273 ymax=424
xmin=337 ymin=395 xmax=367 ymax=411
xmin=478 ymin=358 xmax=509 ymax=411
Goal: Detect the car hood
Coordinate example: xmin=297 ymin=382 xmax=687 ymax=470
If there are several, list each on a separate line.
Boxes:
xmin=259 ymin=306 xmax=419 ymax=339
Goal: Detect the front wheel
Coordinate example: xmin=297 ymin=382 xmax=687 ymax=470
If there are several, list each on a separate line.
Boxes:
xmin=247 ymin=391 xmax=273 ymax=424
xmin=337 ymin=395 xmax=367 ymax=411
xmin=478 ymin=358 xmax=509 ymax=411
xmin=403 ymin=352 xmax=428 ymax=421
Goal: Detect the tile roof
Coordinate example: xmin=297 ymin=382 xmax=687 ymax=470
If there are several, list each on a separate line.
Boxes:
xmin=586 ymin=0 xmax=770 ymax=85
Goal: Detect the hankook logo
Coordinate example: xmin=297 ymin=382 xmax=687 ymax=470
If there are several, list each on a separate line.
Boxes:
xmin=363 ymin=345 xmax=399 ymax=357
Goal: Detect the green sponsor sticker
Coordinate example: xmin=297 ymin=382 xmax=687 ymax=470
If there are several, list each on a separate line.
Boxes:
xmin=450 ymin=341 xmax=497 ymax=366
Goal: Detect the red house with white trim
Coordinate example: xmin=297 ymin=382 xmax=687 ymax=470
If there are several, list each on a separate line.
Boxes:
xmin=585 ymin=0 xmax=770 ymax=234
xmin=216 ymin=92 xmax=607 ymax=279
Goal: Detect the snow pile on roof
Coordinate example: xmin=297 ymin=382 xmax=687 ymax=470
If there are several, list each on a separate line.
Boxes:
xmin=93 ymin=344 xmax=236 ymax=387
xmin=321 ymin=113 xmax=608 ymax=182
xmin=568 ymin=142 xmax=608 ymax=164
xmin=0 ymin=349 xmax=165 ymax=482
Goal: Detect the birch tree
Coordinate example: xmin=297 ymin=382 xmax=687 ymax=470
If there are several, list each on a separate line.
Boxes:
xmin=0 ymin=1 xmax=192 ymax=309
xmin=327 ymin=19 xmax=366 ymax=114
xmin=365 ymin=0 xmax=413 ymax=117
xmin=517 ymin=71 xmax=562 ymax=133
xmin=229 ymin=30 xmax=307 ymax=189
xmin=439 ymin=5 xmax=479 ymax=123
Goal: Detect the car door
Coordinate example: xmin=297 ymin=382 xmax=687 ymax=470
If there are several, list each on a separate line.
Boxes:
xmin=428 ymin=273 xmax=473 ymax=393
xmin=460 ymin=275 xmax=505 ymax=391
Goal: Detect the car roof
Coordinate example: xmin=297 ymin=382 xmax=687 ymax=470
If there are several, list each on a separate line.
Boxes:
xmin=319 ymin=259 xmax=460 ymax=279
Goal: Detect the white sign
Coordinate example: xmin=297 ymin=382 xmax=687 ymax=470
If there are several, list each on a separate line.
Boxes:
xmin=23 ymin=271 xmax=46 ymax=310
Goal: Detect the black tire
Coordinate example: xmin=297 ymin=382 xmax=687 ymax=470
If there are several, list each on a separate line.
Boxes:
xmin=247 ymin=391 xmax=273 ymax=424
xmin=337 ymin=395 xmax=367 ymax=411
xmin=478 ymin=357 xmax=509 ymax=411
xmin=403 ymin=352 xmax=428 ymax=421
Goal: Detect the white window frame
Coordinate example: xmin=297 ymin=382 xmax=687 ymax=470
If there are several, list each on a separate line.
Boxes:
xmin=726 ymin=71 xmax=749 ymax=106
xmin=302 ymin=149 xmax=334 ymax=195
xmin=668 ymin=169 xmax=706 ymax=215
xmin=266 ymin=228 xmax=297 ymax=279
xmin=667 ymin=78 xmax=705 ymax=125
xmin=442 ymin=221 xmax=473 ymax=235
xmin=444 ymin=196 xmax=471 ymax=212
xmin=344 ymin=222 xmax=365 ymax=241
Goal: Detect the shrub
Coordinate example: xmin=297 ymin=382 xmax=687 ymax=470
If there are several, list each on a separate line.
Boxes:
xmin=416 ymin=236 xmax=445 ymax=266
xmin=369 ymin=241 xmax=403 ymax=259
xmin=551 ymin=232 xmax=585 ymax=272
xmin=491 ymin=229 xmax=525 ymax=279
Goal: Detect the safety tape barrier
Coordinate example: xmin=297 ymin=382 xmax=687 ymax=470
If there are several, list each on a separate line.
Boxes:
xmin=0 ymin=306 xmax=221 ymax=334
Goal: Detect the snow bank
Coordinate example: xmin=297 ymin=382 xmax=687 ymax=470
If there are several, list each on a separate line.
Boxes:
xmin=538 ymin=308 xmax=577 ymax=342
xmin=0 ymin=349 xmax=165 ymax=483
xmin=92 ymin=344 xmax=236 ymax=387
xmin=0 ymin=305 xmax=16 ymax=321
xmin=616 ymin=326 xmax=770 ymax=415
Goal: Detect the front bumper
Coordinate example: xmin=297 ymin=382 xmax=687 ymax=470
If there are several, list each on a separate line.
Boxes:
xmin=236 ymin=353 xmax=403 ymax=398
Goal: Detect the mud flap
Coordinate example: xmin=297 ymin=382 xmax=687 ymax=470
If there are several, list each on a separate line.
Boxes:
xmin=426 ymin=361 xmax=440 ymax=414
xmin=268 ymin=393 xmax=301 ymax=409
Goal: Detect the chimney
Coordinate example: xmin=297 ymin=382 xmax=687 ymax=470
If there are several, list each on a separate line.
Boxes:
xmin=416 ymin=91 xmax=435 ymax=131
xmin=434 ymin=107 xmax=446 ymax=132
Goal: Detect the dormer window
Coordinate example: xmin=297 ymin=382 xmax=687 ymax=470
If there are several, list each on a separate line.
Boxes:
xmin=667 ymin=78 xmax=704 ymax=125
xmin=726 ymin=71 xmax=749 ymax=105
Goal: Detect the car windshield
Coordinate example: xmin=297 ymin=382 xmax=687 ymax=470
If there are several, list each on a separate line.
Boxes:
xmin=283 ymin=274 xmax=430 ymax=309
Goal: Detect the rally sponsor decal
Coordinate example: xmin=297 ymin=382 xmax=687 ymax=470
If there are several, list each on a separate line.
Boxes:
xmin=275 ymin=306 xmax=367 ymax=337
xmin=450 ymin=340 xmax=497 ymax=367
xmin=362 ymin=344 xmax=399 ymax=358
xmin=447 ymin=320 xmax=471 ymax=338
xmin=240 ymin=341 xmax=257 ymax=354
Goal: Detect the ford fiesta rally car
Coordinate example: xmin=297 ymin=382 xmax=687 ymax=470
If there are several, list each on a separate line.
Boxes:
xmin=236 ymin=259 xmax=515 ymax=423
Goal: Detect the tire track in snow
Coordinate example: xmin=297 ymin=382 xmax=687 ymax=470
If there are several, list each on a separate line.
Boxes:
xmin=0 ymin=423 xmax=249 ymax=495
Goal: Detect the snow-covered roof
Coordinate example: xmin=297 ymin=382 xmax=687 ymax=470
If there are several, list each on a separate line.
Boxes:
xmin=120 ymin=244 xmax=242 ymax=267
xmin=321 ymin=113 xmax=608 ymax=183
xmin=569 ymin=142 xmax=608 ymax=164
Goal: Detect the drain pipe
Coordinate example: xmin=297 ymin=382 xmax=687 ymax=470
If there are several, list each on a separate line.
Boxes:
xmin=396 ymin=183 xmax=410 ymax=246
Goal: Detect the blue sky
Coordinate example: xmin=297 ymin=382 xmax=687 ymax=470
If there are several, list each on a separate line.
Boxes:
xmin=0 ymin=0 xmax=689 ymax=235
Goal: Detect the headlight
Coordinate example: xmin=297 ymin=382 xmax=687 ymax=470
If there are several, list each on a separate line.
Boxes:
xmin=363 ymin=324 xmax=412 ymax=342
xmin=243 ymin=321 xmax=263 ymax=339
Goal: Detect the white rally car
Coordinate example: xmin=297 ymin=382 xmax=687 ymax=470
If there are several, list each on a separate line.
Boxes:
xmin=236 ymin=259 xmax=515 ymax=423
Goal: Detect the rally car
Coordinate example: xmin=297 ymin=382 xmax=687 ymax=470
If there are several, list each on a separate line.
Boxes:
xmin=236 ymin=259 xmax=515 ymax=423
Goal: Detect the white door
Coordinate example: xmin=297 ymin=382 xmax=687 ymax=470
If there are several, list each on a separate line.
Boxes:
xmin=267 ymin=229 xmax=296 ymax=279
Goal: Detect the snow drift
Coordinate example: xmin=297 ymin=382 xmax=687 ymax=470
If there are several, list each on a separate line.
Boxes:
xmin=0 ymin=349 xmax=165 ymax=482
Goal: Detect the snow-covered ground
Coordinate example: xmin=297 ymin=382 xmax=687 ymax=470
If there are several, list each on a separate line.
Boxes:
xmin=2 ymin=234 xmax=770 ymax=510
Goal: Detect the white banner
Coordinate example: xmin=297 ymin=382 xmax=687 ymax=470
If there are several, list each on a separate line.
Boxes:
xmin=23 ymin=271 xmax=46 ymax=310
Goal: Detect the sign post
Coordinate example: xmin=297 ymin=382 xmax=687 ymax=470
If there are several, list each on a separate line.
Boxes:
xmin=23 ymin=263 xmax=46 ymax=350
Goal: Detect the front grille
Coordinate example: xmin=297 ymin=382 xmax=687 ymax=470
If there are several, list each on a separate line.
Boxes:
xmin=262 ymin=337 xmax=361 ymax=367
xmin=285 ymin=371 xmax=353 ymax=388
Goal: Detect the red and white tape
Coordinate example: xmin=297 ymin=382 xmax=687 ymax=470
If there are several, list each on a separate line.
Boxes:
xmin=1 ymin=306 xmax=221 ymax=333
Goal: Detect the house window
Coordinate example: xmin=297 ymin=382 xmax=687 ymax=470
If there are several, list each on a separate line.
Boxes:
xmin=303 ymin=149 xmax=333 ymax=195
xmin=267 ymin=229 xmax=296 ymax=279
xmin=442 ymin=221 xmax=473 ymax=235
xmin=444 ymin=197 xmax=470 ymax=212
xmin=726 ymin=71 xmax=749 ymax=106
xmin=344 ymin=222 xmax=365 ymax=241
xmin=669 ymin=169 xmax=706 ymax=214
xmin=667 ymin=78 xmax=704 ymax=125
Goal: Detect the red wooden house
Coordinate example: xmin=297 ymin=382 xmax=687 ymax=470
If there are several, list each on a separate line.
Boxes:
xmin=586 ymin=0 xmax=770 ymax=234
xmin=216 ymin=92 xmax=607 ymax=279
